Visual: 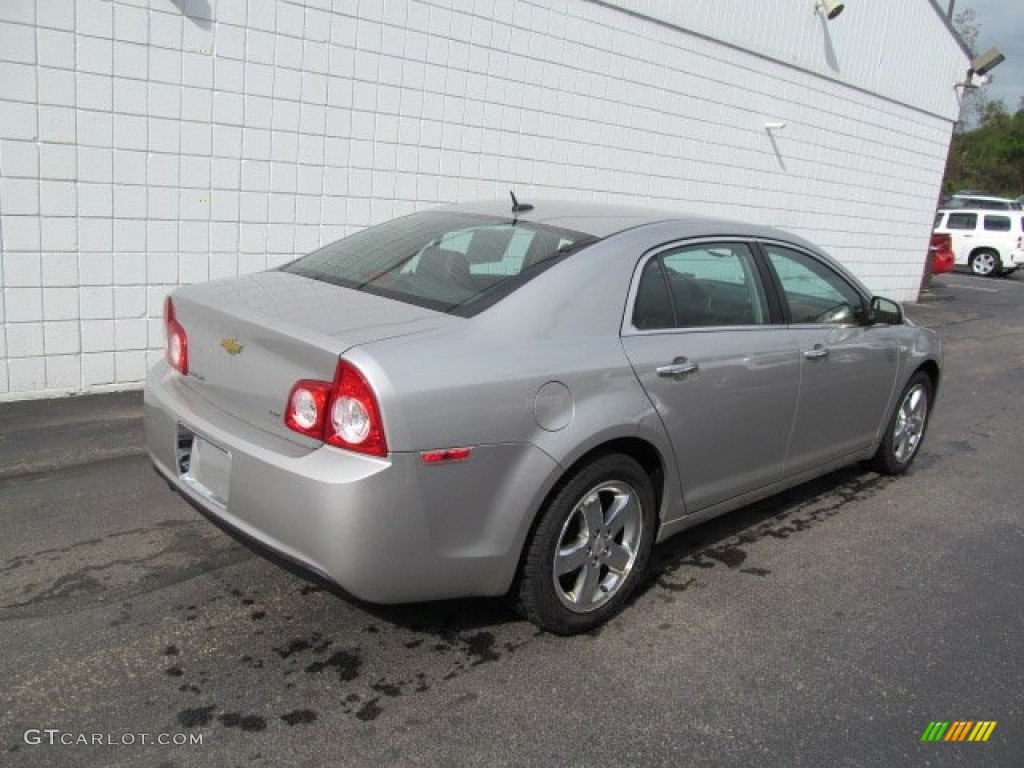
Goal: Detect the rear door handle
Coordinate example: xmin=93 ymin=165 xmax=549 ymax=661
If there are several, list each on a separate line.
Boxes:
xmin=803 ymin=346 xmax=829 ymax=361
xmin=656 ymin=358 xmax=699 ymax=378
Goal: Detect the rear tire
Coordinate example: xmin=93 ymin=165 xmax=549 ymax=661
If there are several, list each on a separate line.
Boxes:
xmin=970 ymin=249 xmax=1001 ymax=277
xmin=515 ymin=454 xmax=656 ymax=635
xmin=870 ymin=371 xmax=933 ymax=475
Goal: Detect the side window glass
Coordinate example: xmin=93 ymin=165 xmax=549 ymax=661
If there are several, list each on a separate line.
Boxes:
xmin=632 ymin=258 xmax=675 ymax=330
xmin=983 ymin=216 xmax=1010 ymax=232
xmin=658 ymin=243 xmax=768 ymax=327
xmin=947 ymin=213 xmax=978 ymax=230
xmin=764 ymin=245 xmax=864 ymax=325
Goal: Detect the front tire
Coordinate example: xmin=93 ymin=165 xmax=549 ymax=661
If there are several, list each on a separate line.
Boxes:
xmin=515 ymin=454 xmax=656 ymax=635
xmin=870 ymin=371 xmax=933 ymax=475
xmin=970 ymin=249 xmax=1001 ymax=277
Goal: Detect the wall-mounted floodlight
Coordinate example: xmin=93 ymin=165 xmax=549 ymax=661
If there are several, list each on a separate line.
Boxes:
xmin=970 ymin=47 xmax=1005 ymax=77
xmin=764 ymin=122 xmax=787 ymax=130
xmin=815 ymin=0 xmax=844 ymax=20
xmin=956 ymin=46 xmax=1005 ymax=90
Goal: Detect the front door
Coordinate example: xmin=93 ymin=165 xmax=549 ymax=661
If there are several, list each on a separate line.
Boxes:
xmin=761 ymin=244 xmax=900 ymax=475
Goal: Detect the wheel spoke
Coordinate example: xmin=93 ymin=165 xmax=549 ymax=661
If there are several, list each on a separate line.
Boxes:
xmin=605 ymin=542 xmax=632 ymax=573
xmin=555 ymin=540 xmax=589 ymax=576
xmin=572 ymin=561 xmax=602 ymax=606
xmin=893 ymin=419 xmax=907 ymax=442
xmin=906 ymin=388 xmax=921 ymax=414
xmin=579 ymin=494 xmax=603 ymax=536
xmin=604 ymin=491 xmax=636 ymax=537
xmin=913 ymin=400 xmax=928 ymax=423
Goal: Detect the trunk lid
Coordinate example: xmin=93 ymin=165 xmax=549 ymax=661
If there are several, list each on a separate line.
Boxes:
xmin=171 ymin=271 xmax=453 ymax=443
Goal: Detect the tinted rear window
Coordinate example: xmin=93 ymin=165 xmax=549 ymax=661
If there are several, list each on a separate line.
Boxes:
xmin=281 ymin=212 xmax=596 ymax=315
xmin=983 ymin=215 xmax=1011 ymax=231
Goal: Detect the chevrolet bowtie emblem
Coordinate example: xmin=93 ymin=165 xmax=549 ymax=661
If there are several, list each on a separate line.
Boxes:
xmin=220 ymin=337 xmax=243 ymax=356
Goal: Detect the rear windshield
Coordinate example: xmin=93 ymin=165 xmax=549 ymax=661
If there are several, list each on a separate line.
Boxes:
xmin=282 ymin=212 xmax=596 ymax=315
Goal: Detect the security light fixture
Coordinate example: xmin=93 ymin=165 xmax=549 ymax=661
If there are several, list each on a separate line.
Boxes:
xmin=815 ymin=0 xmax=844 ymax=20
xmin=956 ymin=46 xmax=1006 ymax=90
xmin=970 ymin=47 xmax=1005 ymax=77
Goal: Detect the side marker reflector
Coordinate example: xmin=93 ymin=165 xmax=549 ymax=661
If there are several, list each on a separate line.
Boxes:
xmin=420 ymin=447 xmax=472 ymax=464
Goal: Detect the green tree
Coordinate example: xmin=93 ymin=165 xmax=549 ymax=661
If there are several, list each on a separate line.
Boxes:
xmin=942 ymin=102 xmax=1024 ymax=196
xmin=1004 ymin=109 xmax=1024 ymax=191
xmin=941 ymin=6 xmax=1023 ymax=196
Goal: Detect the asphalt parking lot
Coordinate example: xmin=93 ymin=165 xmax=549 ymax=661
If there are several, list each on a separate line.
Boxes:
xmin=2 ymin=270 xmax=1022 ymax=767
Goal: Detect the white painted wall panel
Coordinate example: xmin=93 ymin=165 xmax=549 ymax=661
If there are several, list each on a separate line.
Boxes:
xmin=608 ymin=0 xmax=967 ymax=120
xmin=0 ymin=0 xmax=967 ymax=397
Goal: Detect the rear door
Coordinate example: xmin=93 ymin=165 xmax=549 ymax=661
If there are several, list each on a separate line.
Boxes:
xmin=760 ymin=243 xmax=900 ymax=475
xmin=981 ymin=214 xmax=1016 ymax=270
xmin=944 ymin=211 xmax=979 ymax=267
xmin=621 ymin=241 xmax=800 ymax=513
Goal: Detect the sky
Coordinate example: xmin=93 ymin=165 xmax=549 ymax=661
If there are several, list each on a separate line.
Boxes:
xmin=955 ymin=0 xmax=1024 ymax=110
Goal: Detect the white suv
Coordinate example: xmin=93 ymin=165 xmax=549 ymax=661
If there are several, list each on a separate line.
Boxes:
xmin=933 ymin=209 xmax=1024 ymax=277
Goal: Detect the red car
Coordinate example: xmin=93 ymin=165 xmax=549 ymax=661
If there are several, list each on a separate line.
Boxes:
xmin=929 ymin=233 xmax=955 ymax=275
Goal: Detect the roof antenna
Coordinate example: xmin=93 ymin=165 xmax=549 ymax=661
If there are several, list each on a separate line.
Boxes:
xmin=510 ymin=190 xmax=533 ymax=215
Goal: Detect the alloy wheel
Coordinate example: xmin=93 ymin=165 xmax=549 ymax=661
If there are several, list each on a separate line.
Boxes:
xmin=552 ymin=481 xmax=643 ymax=612
xmin=892 ymin=382 xmax=929 ymax=464
xmin=972 ymin=252 xmax=997 ymax=276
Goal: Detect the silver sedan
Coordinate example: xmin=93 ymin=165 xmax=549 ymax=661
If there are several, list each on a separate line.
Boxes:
xmin=145 ymin=200 xmax=940 ymax=634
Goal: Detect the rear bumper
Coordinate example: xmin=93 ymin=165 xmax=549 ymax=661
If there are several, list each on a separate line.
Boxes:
xmin=144 ymin=362 xmax=558 ymax=603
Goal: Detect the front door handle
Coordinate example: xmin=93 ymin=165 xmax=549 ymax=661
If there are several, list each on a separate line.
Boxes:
xmin=803 ymin=346 xmax=829 ymax=361
xmin=656 ymin=358 xmax=699 ymax=378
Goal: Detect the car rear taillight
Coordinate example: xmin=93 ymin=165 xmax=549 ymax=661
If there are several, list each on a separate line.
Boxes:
xmin=284 ymin=380 xmax=332 ymax=439
xmin=929 ymin=233 xmax=955 ymax=275
xmin=284 ymin=360 xmax=388 ymax=457
xmin=164 ymin=297 xmax=188 ymax=375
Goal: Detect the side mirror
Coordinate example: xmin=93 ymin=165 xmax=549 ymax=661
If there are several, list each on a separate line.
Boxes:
xmin=870 ymin=296 xmax=903 ymax=325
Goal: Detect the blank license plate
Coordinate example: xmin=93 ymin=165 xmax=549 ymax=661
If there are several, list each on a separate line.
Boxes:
xmin=183 ymin=435 xmax=231 ymax=509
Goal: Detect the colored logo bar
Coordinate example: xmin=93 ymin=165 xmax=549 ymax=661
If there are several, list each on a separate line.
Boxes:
xmin=921 ymin=721 xmax=997 ymax=742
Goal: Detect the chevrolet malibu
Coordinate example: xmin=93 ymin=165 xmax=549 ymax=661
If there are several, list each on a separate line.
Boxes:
xmin=145 ymin=200 xmax=941 ymax=634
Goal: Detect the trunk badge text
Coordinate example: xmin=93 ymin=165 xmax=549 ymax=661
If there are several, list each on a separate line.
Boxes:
xmin=220 ymin=337 xmax=244 ymax=356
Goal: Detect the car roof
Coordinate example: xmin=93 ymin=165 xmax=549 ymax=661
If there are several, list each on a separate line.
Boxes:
xmin=937 ymin=207 xmax=1022 ymax=213
xmin=438 ymin=199 xmax=820 ymax=246
xmin=941 ymin=195 xmax=1022 ymax=210
xmin=948 ymin=194 xmax=1015 ymax=202
xmin=436 ymin=199 xmax=872 ymax=300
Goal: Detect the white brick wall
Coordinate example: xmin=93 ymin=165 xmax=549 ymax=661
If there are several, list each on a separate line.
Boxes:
xmin=0 ymin=0 xmax=967 ymax=398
